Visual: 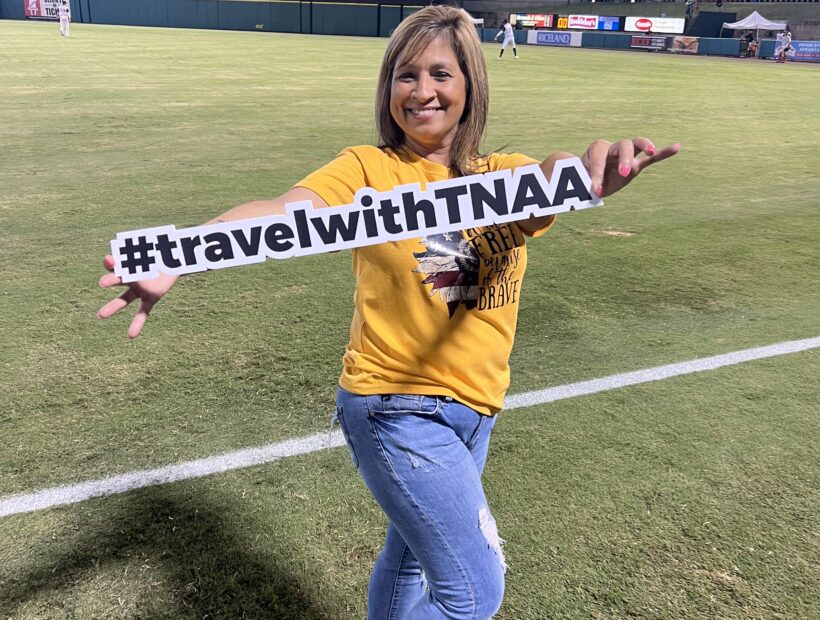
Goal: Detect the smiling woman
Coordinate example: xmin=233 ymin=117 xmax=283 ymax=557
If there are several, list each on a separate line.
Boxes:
xmin=376 ymin=16 xmax=483 ymax=176
xmin=98 ymin=5 xmax=679 ymax=618
xmin=388 ymin=37 xmax=467 ymax=167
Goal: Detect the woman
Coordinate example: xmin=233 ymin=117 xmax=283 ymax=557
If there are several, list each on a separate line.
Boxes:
xmin=99 ymin=6 xmax=679 ymax=618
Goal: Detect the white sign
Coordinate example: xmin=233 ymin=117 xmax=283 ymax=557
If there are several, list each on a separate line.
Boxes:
xmin=527 ymin=30 xmax=583 ymax=47
xmin=624 ymin=16 xmax=685 ymax=34
xmin=111 ymin=160 xmax=602 ymax=282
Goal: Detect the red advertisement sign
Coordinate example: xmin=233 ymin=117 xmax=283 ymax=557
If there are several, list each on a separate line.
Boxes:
xmin=568 ymin=15 xmax=599 ymax=30
xmin=24 ymin=0 xmax=61 ymax=19
xmin=630 ymin=35 xmax=668 ymax=50
xmin=510 ymin=13 xmax=553 ymax=29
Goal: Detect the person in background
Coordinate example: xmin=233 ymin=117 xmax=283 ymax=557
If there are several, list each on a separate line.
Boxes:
xmin=778 ymin=29 xmax=792 ymax=63
xmin=740 ymin=31 xmax=755 ymax=58
xmin=98 ymin=6 xmax=679 ymax=618
xmin=494 ymin=19 xmax=518 ymax=59
xmin=58 ymin=0 xmax=70 ymax=37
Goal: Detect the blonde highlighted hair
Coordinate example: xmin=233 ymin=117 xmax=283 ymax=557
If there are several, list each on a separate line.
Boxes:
xmin=375 ymin=6 xmax=489 ymax=176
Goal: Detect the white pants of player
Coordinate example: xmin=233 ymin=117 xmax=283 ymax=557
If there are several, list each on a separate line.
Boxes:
xmin=60 ymin=17 xmax=70 ymax=37
xmin=501 ymin=36 xmax=515 ymax=50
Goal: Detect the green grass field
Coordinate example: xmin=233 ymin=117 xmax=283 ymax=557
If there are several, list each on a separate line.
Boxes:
xmin=1 ymin=19 xmax=818 ymax=619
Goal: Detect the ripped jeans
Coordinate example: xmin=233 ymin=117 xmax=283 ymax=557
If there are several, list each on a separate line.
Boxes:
xmin=335 ymin=387 xmax=505 ymax=620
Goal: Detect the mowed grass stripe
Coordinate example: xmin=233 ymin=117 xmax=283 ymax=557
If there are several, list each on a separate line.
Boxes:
xmin=2 ymin=335 xmax=817 ymax=519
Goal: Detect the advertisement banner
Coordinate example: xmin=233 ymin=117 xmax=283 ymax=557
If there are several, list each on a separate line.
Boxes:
xmin=630 ymin=35 xmax=668 ymax=51
xmin=597 ymin=16 xmax=621 ymax=31
xmin=669 ymin=36 xmax=699 ymax=54
xmin=625 ymin=16 xmax=685 ymax=35
xmin=24 ymin=0 xmax=61 ymax=19
xmin=509 ymin=13 xmax=553 ymax=29
xmin=568 ymin=15 xmax=599 ymax=30
xmin=528 ymin=30 xmax=583 ymax=47
xmin=791 ymin=40 xmax=820 ymax=62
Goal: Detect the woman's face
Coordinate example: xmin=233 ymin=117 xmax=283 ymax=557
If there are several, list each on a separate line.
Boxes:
xmin=389 ymin=36 xmax=467 ymax=158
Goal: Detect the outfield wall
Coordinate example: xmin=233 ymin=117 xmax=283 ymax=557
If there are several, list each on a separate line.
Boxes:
xmin=3 ymin=0 xmax=816 ymax=60
xmin=0 ymin=0 xmax=422 ymax=36
xmin=478 ymin=27 xmax=817 ymax=61
xmin=4 ymin=0 xmax=819 ymax=38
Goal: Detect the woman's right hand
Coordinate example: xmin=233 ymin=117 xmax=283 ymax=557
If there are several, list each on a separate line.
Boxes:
xmin=97 ymin=255 xmax=178 ymax=339
xmin=96 ymin=187 xmax=325 ymax=338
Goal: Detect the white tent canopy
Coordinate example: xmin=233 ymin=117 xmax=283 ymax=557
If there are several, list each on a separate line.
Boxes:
xmin=722 ymin=11 xmax=786 ymax=31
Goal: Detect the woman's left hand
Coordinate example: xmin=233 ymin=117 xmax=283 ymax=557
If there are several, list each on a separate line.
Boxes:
xmin=582 ymin=138 xmax=681 ymax=199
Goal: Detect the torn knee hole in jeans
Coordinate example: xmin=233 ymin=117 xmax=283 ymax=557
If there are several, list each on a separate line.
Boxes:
xmin=478 ymin=506 xmax=508 ymax=573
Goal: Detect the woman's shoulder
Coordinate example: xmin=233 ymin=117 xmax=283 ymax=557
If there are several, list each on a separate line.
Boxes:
xmin=311 ymin=145 xmax=415 ymax=193
xmin=340 ymin=144 xmax=389 ymax=161
xmin=483 ymin=151 xmax=539 ymax=172
xmin=338 ymin=144 xmax=405 ymax=175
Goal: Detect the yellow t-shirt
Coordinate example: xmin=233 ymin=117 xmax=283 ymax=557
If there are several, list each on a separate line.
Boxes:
xmin=296 ymin=145 xmax=554 ymax=415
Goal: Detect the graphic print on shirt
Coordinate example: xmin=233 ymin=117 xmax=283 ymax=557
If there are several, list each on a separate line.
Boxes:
xmin=413 ymin=224 xmax=525 ymax=317
xmin=413 ymin=232 xmax=480 ymax=317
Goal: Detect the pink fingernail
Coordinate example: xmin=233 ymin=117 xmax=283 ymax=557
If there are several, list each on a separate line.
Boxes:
xmin=619 ymin=164 xmax=630 ymax=177
xmin=595 ymin=185 xmax=604 ymax=197
xmin=646 ymin=145 xmax=656 ymax=155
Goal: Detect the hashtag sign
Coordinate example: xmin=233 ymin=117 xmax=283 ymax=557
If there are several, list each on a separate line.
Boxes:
xmin=111 ymin=160 xmax=601 ymax=283
xmin=118 ymin=236 xmax=156 ymax=275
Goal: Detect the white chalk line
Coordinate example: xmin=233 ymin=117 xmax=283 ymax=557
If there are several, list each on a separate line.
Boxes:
xmin=2 ymin=336 xmax=818 ymax=518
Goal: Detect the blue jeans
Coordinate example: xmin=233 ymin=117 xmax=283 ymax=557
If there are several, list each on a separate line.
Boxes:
xmin=335 ymin=388 xmax=505 ymax=620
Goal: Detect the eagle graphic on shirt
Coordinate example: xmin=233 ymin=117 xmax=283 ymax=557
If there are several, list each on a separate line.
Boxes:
xmin=413 ymin=232 xmax=480 ymax=317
